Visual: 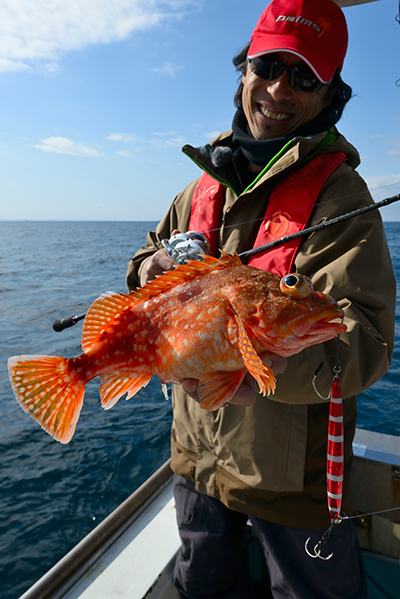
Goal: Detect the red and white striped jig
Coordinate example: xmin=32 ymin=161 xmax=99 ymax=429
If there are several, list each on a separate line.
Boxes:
xmin=306 ymin=355 xmax=343 ymax=560
xmin=327 ymin=372 xmax=344 ymax=521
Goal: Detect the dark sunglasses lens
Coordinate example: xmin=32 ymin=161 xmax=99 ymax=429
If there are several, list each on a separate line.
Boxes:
xmin=290 ymin=67 xmax=322 ymax=92
xmin=250 ymin=59 xmax=283 ymax=81
xmin=249 ymin=58 xmax=322 ymax=93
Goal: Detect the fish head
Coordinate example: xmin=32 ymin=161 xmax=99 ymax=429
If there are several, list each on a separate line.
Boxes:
xmin=235 ymin=271 xmax=347 ymax=357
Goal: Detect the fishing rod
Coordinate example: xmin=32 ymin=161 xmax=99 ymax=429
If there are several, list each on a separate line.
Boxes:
xmin=52 ymin=313 xmax=86 ymax=332
xmin=52 ymin=191 xmax=400 ymax=332
xmin=240 ymin=191 xmax=400 ymax=260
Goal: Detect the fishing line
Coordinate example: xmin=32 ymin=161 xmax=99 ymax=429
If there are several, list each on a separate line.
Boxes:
xmin=162 ymin=180 xmax=400 ymax=258
xmin=305 ymin=505 xmax=400 ymax=564
xmin=393 ymin=0 xmax=400 ymax=87
xmin=240 ymin=192 xmax=400 ymax=260
xmin=305 ymin=508 xmax=400 ymax=561
xmin=306 ymin=340 xmax=400 ymax=561
xmin=184 ymin=179 xmax=400 ymax=239
xmin=49 ymin=182 xmax=400 ymax=552
xmin=340 ymin=506 xmax=400 ymax=521
xmin=52 ymin=187 xmax=400 ymax=331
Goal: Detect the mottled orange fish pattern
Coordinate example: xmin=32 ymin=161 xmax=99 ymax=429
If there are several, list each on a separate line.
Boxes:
xmin=8 ymin=252 xmax=346 ymax=443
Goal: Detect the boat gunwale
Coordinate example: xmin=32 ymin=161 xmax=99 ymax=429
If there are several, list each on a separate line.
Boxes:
xmin=18 ymin=459 xmax=173 ymax=599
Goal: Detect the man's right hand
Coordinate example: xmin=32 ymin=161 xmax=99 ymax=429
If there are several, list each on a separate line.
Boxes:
xmin=140 ymin=230 xmax=182 ymax=285
xmin=140 ymin=248 xmax=176 ymax=286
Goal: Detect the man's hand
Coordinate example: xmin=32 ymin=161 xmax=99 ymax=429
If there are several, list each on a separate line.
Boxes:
xmin=140 ymin=230 xmax=180 ymax=286
xmin=182 ymin=353 xmax=287 ymax=408
xmin=140 ymin=249 xmax=176 ymax=286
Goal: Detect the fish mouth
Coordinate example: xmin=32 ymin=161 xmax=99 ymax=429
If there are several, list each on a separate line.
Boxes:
xmin=288 ymin=305 xmax=346 ymax=338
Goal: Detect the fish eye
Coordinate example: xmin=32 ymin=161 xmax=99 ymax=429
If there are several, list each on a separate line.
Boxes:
xmin=282 ymin=274 xmax=300 ymax=288
xmin=280 ymin=273 xmax=312 ymax=298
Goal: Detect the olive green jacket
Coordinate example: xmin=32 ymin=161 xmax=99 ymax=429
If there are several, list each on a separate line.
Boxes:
xmin=127 ymin=129 xmax=396 ymax=528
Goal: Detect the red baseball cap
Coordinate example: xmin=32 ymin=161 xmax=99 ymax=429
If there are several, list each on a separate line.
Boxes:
xmin=248 ymin=0 xmax=348 ymax=84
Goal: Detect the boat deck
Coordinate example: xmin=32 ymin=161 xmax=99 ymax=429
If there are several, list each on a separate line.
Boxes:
xmin=19 ymin=429 xmax=400 ymax=599
xmin=63 ymin=482 xmax=180 ymax=599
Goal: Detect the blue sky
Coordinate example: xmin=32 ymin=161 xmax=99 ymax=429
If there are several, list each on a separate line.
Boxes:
xmin=1 ymin=0 xmax=400 ymax=221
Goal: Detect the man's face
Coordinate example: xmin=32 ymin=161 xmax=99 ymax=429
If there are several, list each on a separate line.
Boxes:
xmin=241 ymin=52 xmax=333 ymax=140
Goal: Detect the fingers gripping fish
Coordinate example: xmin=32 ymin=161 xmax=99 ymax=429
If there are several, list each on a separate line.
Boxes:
xmin=8 ymin=252 xmax=346 ymax=444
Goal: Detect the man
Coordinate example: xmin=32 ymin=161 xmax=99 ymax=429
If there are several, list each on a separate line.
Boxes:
xmin=127 ymin=1 xmax=395 ymax=597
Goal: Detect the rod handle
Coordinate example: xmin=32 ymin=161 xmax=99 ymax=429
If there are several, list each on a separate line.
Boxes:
xmin=52 ymin=314 xmax=86 ymax=332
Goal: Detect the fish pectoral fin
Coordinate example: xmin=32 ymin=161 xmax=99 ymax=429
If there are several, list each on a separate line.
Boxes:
xmin=99 ymin=371 xmax=153 ymax=409
xmin=234 ymin=314 xmax=276 ymax=396
xmin=197 ymin=370 xmax=246 ymax=411
xmin=7 ymin=355 xmax=84 ymax=444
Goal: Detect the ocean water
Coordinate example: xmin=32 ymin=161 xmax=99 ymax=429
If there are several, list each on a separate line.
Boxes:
xmin=0 ymin=221 xmax=399 ymax=599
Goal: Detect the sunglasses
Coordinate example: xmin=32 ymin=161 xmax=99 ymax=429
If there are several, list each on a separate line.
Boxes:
xmin=248 ymin=56 xmax=325 ymax=93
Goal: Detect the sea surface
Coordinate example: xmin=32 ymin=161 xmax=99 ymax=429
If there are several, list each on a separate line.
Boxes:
xmin=1 ymin=221 xmax=399 ymax=599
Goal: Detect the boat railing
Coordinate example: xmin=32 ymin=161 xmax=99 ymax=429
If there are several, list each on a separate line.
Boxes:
xmin=18 ymin=427 xmax=400 ymax=599
xmin=18 ymin=459 xmax=174 ymax=599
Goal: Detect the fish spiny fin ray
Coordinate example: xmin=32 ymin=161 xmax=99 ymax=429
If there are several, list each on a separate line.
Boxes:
xmin=234 ymin=314 xmax=276 ymax=395
xmin=99 ymin=371 xmax=153 ymax=409
xmin=134 ymin=251 xmax=243 ymax=301
xmin=198 ymin=370 xmax=246 ymax=411
xmin=82 ymin=253 xmax=242 ymax=352
xmin=82 ymin=291 xmax=140 ymax=352
xmin=7 ymin=355 xmax=84 ymax=444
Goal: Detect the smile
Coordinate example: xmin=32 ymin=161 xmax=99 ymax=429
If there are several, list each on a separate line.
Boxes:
xmin=259 ymin=105 xmax=292 ymax=121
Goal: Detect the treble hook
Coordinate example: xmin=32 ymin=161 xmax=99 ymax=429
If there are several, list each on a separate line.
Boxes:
xmin=304 ymin=536 xmax=334 ymax=561
xmin=304 ymin=519 xmax=340 ymax=560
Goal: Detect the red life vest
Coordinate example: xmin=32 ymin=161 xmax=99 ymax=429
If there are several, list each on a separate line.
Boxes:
xmin=188 ymin=152 xmax=346 ymax=276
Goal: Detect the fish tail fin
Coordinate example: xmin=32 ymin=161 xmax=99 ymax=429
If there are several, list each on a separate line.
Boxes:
xmin=7 ymin=355 xmax=85 ymax=444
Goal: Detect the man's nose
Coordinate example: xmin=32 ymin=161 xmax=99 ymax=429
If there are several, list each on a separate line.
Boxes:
xmin=265 ymin=73 xmax=293 ymax=101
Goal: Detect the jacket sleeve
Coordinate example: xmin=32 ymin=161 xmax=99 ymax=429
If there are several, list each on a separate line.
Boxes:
xmin=126 ymin=180 xmax=198 ymax=291
xmin=273 ymin=162 xmax=396 ymax=404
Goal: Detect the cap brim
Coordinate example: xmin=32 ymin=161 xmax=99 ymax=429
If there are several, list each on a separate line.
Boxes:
xmin=248 ymin=35 xmax=336 ymax=84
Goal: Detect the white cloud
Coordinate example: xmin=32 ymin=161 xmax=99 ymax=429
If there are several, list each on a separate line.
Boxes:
xmin=153 ymin=130 xmax=181 ymax=138
xmin=108 ymin=130 xmax=186 ymax=149
xmin=164 ymin=136 xmax=186 ymax=147
xmin=380 ymin=137 xmax=400 ymax=161
xmin=0 ymin=0 xmax=199 ymax=72
xmin=205 ymin=130 xmax=221 ymax=140
xmin=386 ymin=146 xmax=400 ymax=158
xmin=34 ymin=136 xmax=101 ymax=156
xmin=150 ymin=135 xmax=186 ymax=148
xmin=107 ymin=133 xmax=141 ymax=144
xmin=151 ymin=62 xmax=184 ymax=76
xmin=363 ymin=174 xmax=400 ymax=204
xmin=0 ymin=57 xmax=29 ymax=73
xmin=365 ymin=174 xmax=400 ymax=191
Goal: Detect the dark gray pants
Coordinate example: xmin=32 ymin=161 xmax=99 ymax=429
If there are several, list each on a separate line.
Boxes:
xmin=173 ymin=474 xmax=368 ymax=599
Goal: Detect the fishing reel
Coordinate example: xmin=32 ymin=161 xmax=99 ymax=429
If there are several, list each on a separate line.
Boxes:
xmin=162 ymin=231 xmax=210 ymax=264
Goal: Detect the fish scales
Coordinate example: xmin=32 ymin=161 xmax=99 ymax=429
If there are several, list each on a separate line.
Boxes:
xmin=8 ymin=252 xmax=346 ymax=443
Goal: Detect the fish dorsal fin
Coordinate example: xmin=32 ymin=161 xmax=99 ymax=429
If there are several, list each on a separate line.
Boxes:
xmin=135 ymin=251 xmax=242 ymax=301
xmin=82 ymin=291 xmax=141 ymax=352
xmin=81 ymin=252 xmax=242 ymax=353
